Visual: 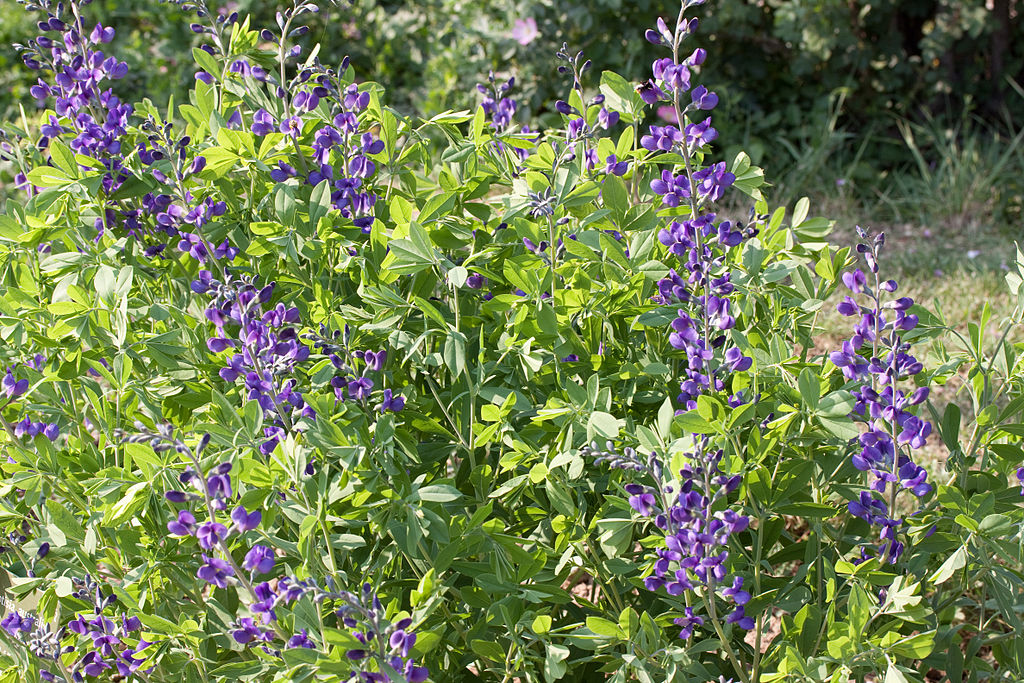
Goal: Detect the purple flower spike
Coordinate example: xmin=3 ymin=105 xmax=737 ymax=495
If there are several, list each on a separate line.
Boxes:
xmin=832 ymin=229 xmax=933 ymax=564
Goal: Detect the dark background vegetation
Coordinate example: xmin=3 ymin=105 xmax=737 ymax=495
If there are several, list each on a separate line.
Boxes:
xmin=1 ymin=0 xmax=1022 ymax=244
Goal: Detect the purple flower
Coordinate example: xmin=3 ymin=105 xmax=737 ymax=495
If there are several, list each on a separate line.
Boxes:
xmin=843 ymin=269 xmax=867 ymax=293
xmin=625 ymin=484 xmax=657 ymax=516
xmin=206 ymin=469 xmax=233 ymax=502
xmin=650 ymin=170 xmax=689 ymax=207
xmin=167 ymin=510 xmax=196 ymax=536
xmin=251 ymin=109 xmax=275 ymax=136
xmin=347 ymin=376 xmax=374 ymax=401
xmin=280 ymin=116 xmax=302 ymax=138
xmin=722 ymin=577 xmax=750 ymax=605
xmin=636 ymin=80 xmax=667 ymax=105
xmin=723 ymin=347 xmax=752 ymax=372
xmin=232 ymin=617 xmax=272 ymax=644
xmin=196 ymin=521 xmax=228 ymax=550
xmin=270 ymin=161 xmax=297 ymax=182
xmin=692 ymin=162 xmax=735 ymax=202
xmin=288 ymin=629 xmax=316 ymax=649
xmin=726 ymin=606 xmax=755 ymax=630
xmin=1 ymin=611 xmax=35 ymax=636
xmin=833 ymin=230 xmax=933 ymax=563
xmin=641 ymin=125 xmax=683 ymax=152
xmin=597 ymin=107 xmax=620 ymax=129
xmin=652 ymin=58 xmax=690 ymax=92
xmin=836 ymin=296 xmax=859 ymax=316
xmin=90 ymin=24 xmax=116 ymax=44
xmin=684 ymin=118 xmax=718 ymax=148
xmin=379 ymin=389 xmax=405 ymax=413
xmin=2 ymin=370 xmax=29 ymax=399
xmin=363 ymin=350 xmax=387 ymax=372
xmin=673 ymin=607 xmax=703 ymax=639
xmin=389 ymin=629 xmax=416 ymax=657
xmin=601 ymin=154 xmax=627 ymax=176
xmin=231 ymin=506 xmax=262 ymax=533
xmin=690 ymin=85 xmax=718 ymax=110
xmin=243 ymin=544 xmax=276 ymax=575
xmin=197 ymin=554 xmax=234 ymax=588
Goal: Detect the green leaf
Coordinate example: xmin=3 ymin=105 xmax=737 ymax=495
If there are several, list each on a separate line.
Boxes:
xmin=595 ymin=518 xmax=633 ymax=558
xmin=417 ymin=484 xmax=463 ymax=502
xmin=773 ymin=502 xmax=837 ymax=518
xmin=884 ymin=663 xmax=910 ymax=683
xmin=54 ymin=576 xmax=74 ymax=597
xmin=588 ymin=411 xmax=623 ymax=439
xmin=979 ymin=513 xmax=1013 ymax=537
xmin=674 ymin=410 xmax=714 ymax=434
xmin=104 ymin=482 xmax=150 ymax=526
xmin=191 ymin=47 xmax=221 ymax=81
xmin=447 ymin=265 xmax=468 ymax=288
xmin=26 ymin=166 xmax=72 ymax=188
xmin=798 ymin=367 xmax=820 ymax=410
xmin=636 ymin=308 xmax=676 ymax=327
xmin=45 ymin=499 xmax=84 ymax=543
xmin=274 ymin=186 xmax=296 ymax=226
xmin=443 ymin=331 xmax=467 ymax=377
xmin=308 ymin=179 xmax=332 ymax=228
xmin=472 ymin=105 xmax=486 ymax=142
xmin=48 ymin=138 xmax=79 ymax=177
xmin=792 ymin=197 xmax=810 ymax=229
xmin=890 ymin=630 xmax=935 ymax=659
xmin=471 ymin=639 xmax=506 ymax=662
xmin=386 ymin=239 xmax=434 ymax=275
xmin=586 ymin=616 xmax=624 ymax=639
xmin=599 ymin=71 xmax=642 ymax=122
xmin=331 ymin=534 xmax=366 ymax=549
xmin=602 ymin=175 xmax=629 ymax=221
xmin=819 ymin=416 xmax=860 ymax=441
xmin=818 ymin=390 xmax=855 ymax=417
xmin=532 ymin=614 xmax=552 ymax=634
xmin=544 ymin=643 xmax=570 ymax=682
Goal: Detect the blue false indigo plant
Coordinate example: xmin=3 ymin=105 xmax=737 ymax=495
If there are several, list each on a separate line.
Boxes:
xmin=1 ymin=0 xmax=1023 ymax=681
xmin=831 ymin=228 xmax=932 ymax=565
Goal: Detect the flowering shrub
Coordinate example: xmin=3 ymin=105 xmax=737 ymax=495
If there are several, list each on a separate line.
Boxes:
xmin=1 ymin=0 xmax=1024 ymax=682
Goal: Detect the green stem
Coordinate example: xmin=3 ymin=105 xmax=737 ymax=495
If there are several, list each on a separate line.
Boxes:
xmin=700 ymin=585 xmax=752 ymax=683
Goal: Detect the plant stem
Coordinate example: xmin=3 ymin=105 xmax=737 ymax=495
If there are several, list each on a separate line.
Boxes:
xmin=700 ymin=585 xmax=751 ymax=683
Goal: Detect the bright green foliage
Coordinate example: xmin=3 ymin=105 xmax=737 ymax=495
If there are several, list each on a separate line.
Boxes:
xmin=0 ymin=2 xmax=1022 ymax=683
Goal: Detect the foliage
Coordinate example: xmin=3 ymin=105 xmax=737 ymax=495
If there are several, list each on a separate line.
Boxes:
xmin=0 ymin=0 xmax=1023 ymax=682
xmin=3 ymin=0 xmax=1023 ymax=169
